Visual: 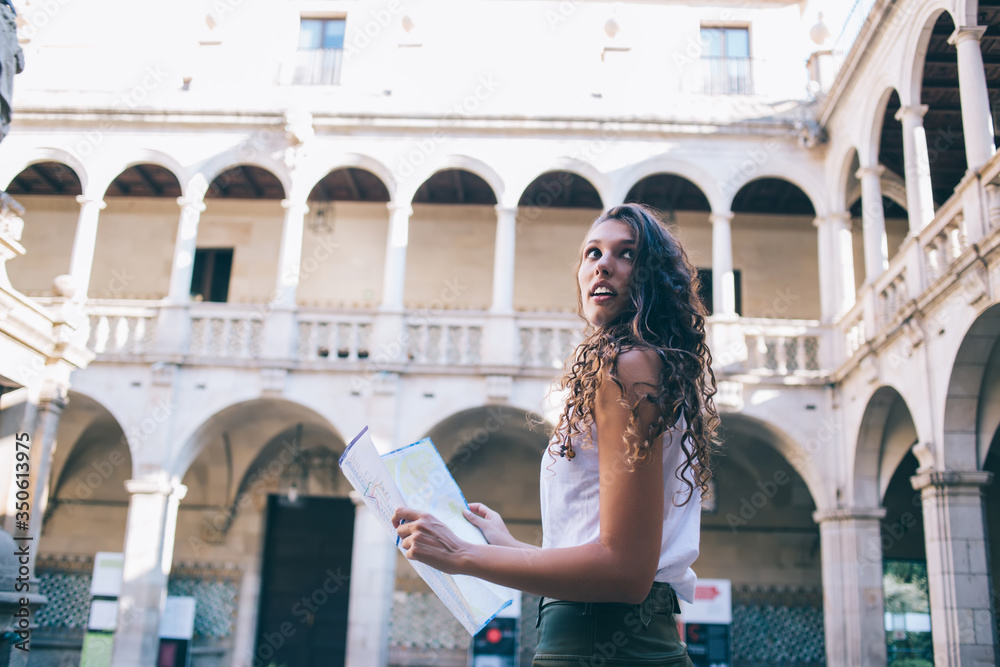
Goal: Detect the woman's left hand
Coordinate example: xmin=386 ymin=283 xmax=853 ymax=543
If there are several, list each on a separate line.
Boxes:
xmin=392 ymin=506 xmax=471 ymax=575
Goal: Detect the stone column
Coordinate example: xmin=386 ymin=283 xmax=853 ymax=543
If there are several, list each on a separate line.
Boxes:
xmin=371 ymin=204 xmax=413 ymax=371
xmin=165 ymin=196 xmax=206 ymax=305
xmin=830 ymin=212 xmax=858 ymax=316
xmin=813 ymin=507 xmax=889 ymax=667
xmin=483 ymin=206 xmax=518 ymax=366
xmin=19 ymin=389 xmax=66 ymax=577
xmin=344 ymin=491 xmax=397 ymax=667
xmin=260 ymin=199 xmax=308 ymax=361
xmin=380 ymin=203 xmax=412 ymax=312
xmin=894 ymin=104 xmax=936 ymax=231
xmin=813 ymin=216 xmax=836 ymax=323
xmin=948 ymin=27 xmax=997 ymax=171
xmin=910 ymin=470 xmax=996 ymax=666
xmin=67 ymin=196 xmax=107 ymax=301
xmin=156 ymin=196 xmax=206 ymax=356
xmin=490 ymin=206 xmax=517 ymax=314
xmin=111 ymin=476 xmax=187 ymax=667
xmin=274 ymin=198 xmax=309 ymax=310
xmin=710 ymin=212 xmax=736 ymax=318
xmin=856 ymin=165 xmax=889 ymax=280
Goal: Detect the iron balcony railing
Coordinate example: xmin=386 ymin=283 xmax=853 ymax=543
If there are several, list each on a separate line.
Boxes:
xmin=701 ymin=56 xmax=755 ymax=95
xmin=290 ymin=48 xmax=344 ymax=86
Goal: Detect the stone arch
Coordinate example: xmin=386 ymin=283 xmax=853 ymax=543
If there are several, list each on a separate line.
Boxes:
xmin=49 ymin=391 xmax=134 ymax=502
xmin=853 ymin=386 xmax=921 ymax=508
xmin=719 ymin=412 xmax=826 ymax=509
xmin=903 ymin=3 xmax=959 ymax=106
xmin=942 ymin=303 xmax=1000 ymax=470
xmin=511 ymin=158 xmax=611 ymax=211
xmin=170 ymin=398 xmax=344 ymax=481
xmin=195 ymin=151 xmax=293 ymax=202
xmin=0 ymin=148 xmax=89 ymax=195
xmin=861 ymin=85 xmax=905 ymax=167
xmin=37 ymin=391 xmax=134 ymax=557
xmin=616 ymin=157 xmax=725 ymax=214
xmin=299 ymin=153 xmax=398 ymax=204
xmin=403 ymin=155 xmax=505 ymax=206
xmin=93 ymin=150 xmax=190 ymax=201
xmin=420 ymin=405 xmax=549 ymax=468
xmin=723 ymin=170 xmax=825 ymax=219
xmin=955 ymin=0 xmax=981 ymax=26
xmin=699 ymin=411 xmax=824 ymax=651
xmin=837 ymin=146 xmax=861 ymax=212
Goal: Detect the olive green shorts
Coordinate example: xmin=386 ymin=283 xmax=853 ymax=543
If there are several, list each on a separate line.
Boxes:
xmin=532 ymin=581 xmax=694 ymax=666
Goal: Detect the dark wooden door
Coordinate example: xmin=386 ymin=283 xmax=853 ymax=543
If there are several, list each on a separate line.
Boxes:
xmin=256 ymin=495 xmax=355 ymax=667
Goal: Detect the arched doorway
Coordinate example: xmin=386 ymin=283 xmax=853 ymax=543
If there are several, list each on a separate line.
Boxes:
xmin=4 ymin=161 xmax=83 ymax=296
xmin=302 ymin=167 xmax=391 ymax=308
xmin=406 ymin=169 xmax=499 ymax=310
xmin=730 ymin=178 xmax=820 ymax=319
xmin=25 ymin=391 xmax=132 ymax=664
xmin=92 ymin=163 xmax=183 ymax=299
xmin=201 ymin=165 xmax=286 ymax=303
xmin=174 ymin=398 xmax=352 ymax=667
xmin=515 ymin=170 xmax=604 ymax=312
xmin=700 ymin=415 xmax=825 ymax=665
xmin=625 ymin=174 xmax=716 ymax=312
xmin=388 ymin=406 xmax=549 ymax=666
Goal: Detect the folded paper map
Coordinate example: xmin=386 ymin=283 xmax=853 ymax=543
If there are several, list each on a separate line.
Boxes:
xmin=338 ymin=425 xmax=513 ymax=635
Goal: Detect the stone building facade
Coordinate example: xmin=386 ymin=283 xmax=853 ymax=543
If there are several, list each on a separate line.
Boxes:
xmin=0 ymin=0 xmax=997 ymax=665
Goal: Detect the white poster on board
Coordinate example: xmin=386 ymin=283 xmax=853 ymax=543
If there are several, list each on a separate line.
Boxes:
xmin=89 ymin=552 xmax=125 ymax=597
xmin=677 ymin=578 xmax=732 ymax=624
xmin=158 ymin=596 xmax=197 ymax=640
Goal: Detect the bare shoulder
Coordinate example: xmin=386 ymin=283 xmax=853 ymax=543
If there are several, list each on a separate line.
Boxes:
xmin=614 ymin=345 xmax=663 ymax=389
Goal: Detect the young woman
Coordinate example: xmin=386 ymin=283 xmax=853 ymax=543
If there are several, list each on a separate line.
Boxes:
xmin=392 ymin=202 xmax=721 ymax=665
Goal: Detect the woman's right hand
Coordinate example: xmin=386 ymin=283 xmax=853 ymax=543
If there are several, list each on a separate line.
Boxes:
xmin=463 ymin=502 xmax=522 ymax=549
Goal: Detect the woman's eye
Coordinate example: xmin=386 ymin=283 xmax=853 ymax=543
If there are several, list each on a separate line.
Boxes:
xmin=586 ymin=248 xmax=600 ymax=259
xmin=622 ymin=249 xmax=634 ymax=259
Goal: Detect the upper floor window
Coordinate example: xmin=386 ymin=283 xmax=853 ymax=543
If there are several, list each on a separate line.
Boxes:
xmin=701 ymin=26 xmax=752 ymax=95
xmin=190 ymin=248 xmax=233 ymax=303
xmin=293 ymin=18 xmax=346 ymax=85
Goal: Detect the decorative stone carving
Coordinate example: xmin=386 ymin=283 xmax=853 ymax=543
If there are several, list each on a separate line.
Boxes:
xmin=0 ymin=0 xmax=24 ymax=143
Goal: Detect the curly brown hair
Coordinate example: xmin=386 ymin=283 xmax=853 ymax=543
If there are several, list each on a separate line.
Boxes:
xmin=546 ymin=203 xmax=721 ymax=504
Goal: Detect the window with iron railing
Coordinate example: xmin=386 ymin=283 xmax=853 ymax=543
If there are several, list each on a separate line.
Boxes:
xmin=700 ymin=27 xmax=753 ymax=95
xmin=292 ymin=18 xmax=345 ymax=85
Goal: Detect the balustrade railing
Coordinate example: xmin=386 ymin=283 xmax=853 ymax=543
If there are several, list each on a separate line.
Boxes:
xmin=85 ymin=301 xmax=159 ymax=355
xmin=404 ymin=313 xmax=484 ymax=366
xmin=517 ymin=315 xmax=582 ymax=369
xmin=188 ymin=305 xmax=264 ymax=359
xmin=740 ymin=319 xmax=825 ymax=375
xmin=297 ymin=312 xmax=374 ymax=362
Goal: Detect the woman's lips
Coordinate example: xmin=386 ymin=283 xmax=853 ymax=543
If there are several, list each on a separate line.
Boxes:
xmin=592 ymin=294 xmax=614 ymax=304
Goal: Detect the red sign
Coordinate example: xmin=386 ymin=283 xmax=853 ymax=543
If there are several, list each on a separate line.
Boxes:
xmin=695 ymin=585 xmax=721 ymax=601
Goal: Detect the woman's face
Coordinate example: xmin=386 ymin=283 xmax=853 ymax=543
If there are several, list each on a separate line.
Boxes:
xmin=577 ymin=219 xmax=636 ymax=328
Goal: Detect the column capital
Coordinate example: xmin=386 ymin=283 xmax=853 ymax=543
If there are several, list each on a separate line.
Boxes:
xmin=894 ymin=104 xmax=929 ymax=123
xmin=387 ymin=201 xmax=413 ymax=217
xmin=812 ymin=507 xmax=887 ymax=524
xmin=75 ymin=195 xmax=106 ymax=210
xmin=281 ymin=198 xmax=309 ymax=212
xmin=124 ymin=477 xmax=188 ymax=499
xmin=494 ymin=204 xmax=518 ymax=217
xmin=911 ymin=469 xmax=993 ymax=492
xmin=855 ymin=164 xmax=885 ymax=180
xmin=176 ymin=196 xmax=206 ymax=212
xmin=948 ymin=25 xmax=987 ymax=47
xmin=709 ymin=211 xmax=734 ymax=225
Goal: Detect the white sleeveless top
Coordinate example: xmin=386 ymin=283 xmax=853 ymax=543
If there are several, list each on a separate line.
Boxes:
xmin=539 ymin=416 xmax=701 ymax=603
